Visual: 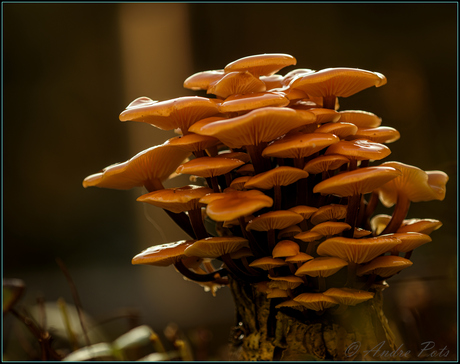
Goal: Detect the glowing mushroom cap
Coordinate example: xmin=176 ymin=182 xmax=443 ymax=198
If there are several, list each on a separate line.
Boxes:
xmin=389 ymin=232 xmax=432 ymax=253
xmin=272 ymin=240 xmax=300 ymax=258
xmin=244 ymin=166 xmax=310 ymax=190
xmin=246 ymin=210 xmax=304 ymax=232
xmin=136 ymin=185 xmax=213 ymax=213
xmin=119 ymin=96 xmax=220 ymax=133
xmin=338 ymin=110 xmax=382 ymax=128
xmin=183 ymin=70 xmax=225 ymax=91
xmin=376 ymin=162 xmax=449 ymax=207
xmin=83 ymin=142 xmax=191 ymax=191
xmin=323 ymin=288 xmax=374 ymax=306
xmin=324 ymin=139 xmax=391 ymax=161
xmin=224 ymin=53 xmax=297 ymax=77
xmin=310 ymin=204 xmax=348 ymax=225
xmin=249 ymin=257 xmax=288 ymax=270
xmin=132 ymin=240 xmax=194 ymax=266
xmin=218 ymin=92 xmax=289 ymax=113
xmin=200 ymin=189 xmax=273 ymax=221
xmin=313 ymin=166 xmax=402 ymax=197
xmin=303 ymin=155 xmax=350 ymax=174
xmin=184 ymin=236 xmax=249 ymax=258
xmin=191 ymin=107 xmax=316 ymax=149
xmin=293 ymin=293 xmax=339 ymax=311
xmin=356 ymin=255 xmax=413 ymax=277
xmin=291 ymin=68 xmax=387 ymax=98
xmin=207 ymin=71 xmax=266 ymax=98
xmin=176 ymin=156 xmax=244 ymax=178
xmin=295 ymin=257 xmax=348 ymax=278
xmin=317 ymin=235 xmax=401 ymax=264
xmin=262 ymin=132 xmax=340 ymax=159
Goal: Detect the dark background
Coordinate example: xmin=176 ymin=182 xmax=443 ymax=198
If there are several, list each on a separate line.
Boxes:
xmin=3 ymin=3 xmax=457 ymax=360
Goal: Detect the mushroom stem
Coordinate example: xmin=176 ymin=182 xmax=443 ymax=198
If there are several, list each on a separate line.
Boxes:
xmin=343 ymin=194 xmax=361 ymax=238
xmin=364 ymin=191 xmax=379 ymax=229
xmin=294 ymin=158 xmax=308 ymax=206
xmin=404 ymin=251 xmax=414 ymax=260
xmin=224 ymin=173 xmax=233 ymax=189
xmin=174 ymin=260 xmax=228 ymax=282
xmin=268 ymin=229 xmax=277 ymax=253
xmin=274 ymin=185 xmax=282 ymax=211
xmin=188 ymin=208 xmax=208 ymax=240
xmin=246 ymin=143 xmax=270 ymax=175
xmin=193 ymin=150 xmax=206 ymax=159
xmin=318 ymin=277 xmax=326 ymax=292
xmin=356 ymin=195 xmax=367 ymax=229
xmin=210 ymin=176 xmax=221 ymax=193
xmin=345 ymin=261 xmax=358 ymax=288
xmin=380 ymin=193 xmax=411 ymax=235
xmin=221 ymin=254 xmax=262 ymax=283
xmin=322 ymin=95 xmax=337 ymax=110
xmin=206 ymin=146 xmax=218 ymax=157
xmin=288 ymin=262 xmax=297 ymax=275
xmin=238 ymin=217 xmax=265 ymax=257
xmin=241 ymin=257 xmax=263 ymax=276
xmin=348 ymin=159 xmax=358 ymax=172
xmin=361 ymin=273 xmax=377 ymax=291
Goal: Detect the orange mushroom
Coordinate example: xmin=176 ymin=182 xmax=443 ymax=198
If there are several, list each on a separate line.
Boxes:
xmin=224 ymin=53 xmax=297 ymax=77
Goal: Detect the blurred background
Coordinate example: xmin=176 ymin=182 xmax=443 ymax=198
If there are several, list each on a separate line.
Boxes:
xmin=3 ymin=3 xmax=457 ymax=360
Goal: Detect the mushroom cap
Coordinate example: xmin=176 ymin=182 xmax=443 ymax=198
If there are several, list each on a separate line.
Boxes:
xmin=168 ymin=133 xmax=220 ymax=152
xmin=323 ymin=288 xmax=374 ymax=306
xmin=282 ymin=68 xmax=316 ymax=86
xmin=190 ymin=107 xmax=316 ymax=149
xmin=310 ymin=204 xmax=348 ymax=225
xmin=278 ymin=225 xmax=303 ymax=239
xmin=272 ymin=240 xmax=300 ymax=258
xmin=249 ymin=257 xmax=288 ymax=270
xmin=295 ymin=257 xmax=348 ymax=278
xmin=293 ymin=231 xmax=323 ymax=243
xmin=266 ymin=289 xmax=290 ymax=298
xmin=376 ymin=162 xmax=449 ymax=207
xmin=218 ymin=92 xmax=289 ymax=113
xmin=229 ymin=246 xmax=254 ymax=259
xmin=246 ymin=210 xmax=304 ymax=232
xmin=275 ymin=299 xmax=306 ymax=311
xmin=183 ymin=70 xmax=225 ymax=91
xmin=215 ymin=152 xmax=251 ymax=163
xmin=317 ymin=235 xmax=401 ymax=264
xmin=370 ymin=214 xmax=392 ymax=235
xmin=356 ymin=255 xmax=413 ymax=277
xmin=303 ymin=154 xmax=350 ymax=174
xmin=310 ymin=221 xmax=351 ymax=237
xmin=291 ymin=67 xmax=387 ymax=98
xmin=397 ymin=218 xmax=443 ymax=234
xmin=324 ymin=139 xmax=391 ymax=161
xmin=207 ymin=71 xmax=266 ymax=99
xmin=389 ymin=232 xmax=432 ymax=253
xmin=244 ymin=166 xmax=310 ymax=190
xmin=353 ymin=228 xmax=373 ymax=238
xmin=200 ymin=189 xmax=273 ymax=221
xmin=315 ymin=122 xmax=358 ymax=139
xmin=235 ymin=164 xmax=255 ymax=176
xmin=285 ymin=252 xmax=315 ymax=264
xmin=288 ymin=205 xmax=318 ymax=220
xmin=83 ymin=142 xmax=191 ymax=190
xmin=347 ymin=126 xmax=400 ymax=144
xmin=307 ymin=108 xmax=342 ymax=124
xmin=338 ymin=110 xmax=382 ymax=128
xmin=119 ymin=96 xmax=220 ymax=133
xmin=184 ymin=236 xmax=249 ymax=258
xmin=268 ymin=275 xmax=304 ymax=290
xmin=136 ymin=185 xmax=213 ymax=213
xmin=313 ymin=166 xmax=402 ymax=197
xmin=262 ymin=132 xmax=340 ymax=159
xmin=229 ymin=176 xmax=253 ymax=190
xmin=176 ymin=156 xmax=245 ymax=178
xmin=293 ymin=293 xmax=339 ymax=311
xmin=132 ymin=240 xmax=195 ymax=266
xmin=260 ymin=74 xmax=285 ymax=90
xmin=224 ymin=53 xmax=297 ymax=77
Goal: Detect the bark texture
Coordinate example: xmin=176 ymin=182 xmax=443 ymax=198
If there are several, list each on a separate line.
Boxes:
xmin=227 ymin=277 xmax=397 ymax=361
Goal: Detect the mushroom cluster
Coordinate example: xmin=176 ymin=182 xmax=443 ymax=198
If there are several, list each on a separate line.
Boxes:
xmin=83 ymin=53 xmax=448 ymax=312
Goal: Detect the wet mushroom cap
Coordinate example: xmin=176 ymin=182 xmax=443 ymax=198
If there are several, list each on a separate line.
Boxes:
xmin=132 ymin=240 xmax=195 ymax=266
xmin=290 ymin=68 xmax=387 ymax=98
xmin=224 ymin=53 xmax=297 ymax=77
xmin=272 ymin=240 xmax=300 ymax=258
xmin=190 ymin=107 xmax=316 ymax=149
xmin=389 ymin=232 xmax=432 ymax=253
xmin=183 ymin=70 xmax=225 ymax=91
xmin=293 ymin=293 xmax=339 ymax=311
xmin=184 ymin=236 xmax=249 ymax=258
xmin=119 ymin=96 xmax=221 ymax=133
xmin=346 ymin=126 xmax=400 ymax=144
xmin=176 ymin=156 xmax=245 ymax=178
xmin=200 ymin=189 xmax=273 ymax=221
xmin=313 ymin=166 xmax=402 ymax=197
xmin=338 ymin=110 xmax=382 ymax=128
xmin=136 ymin=185 xmax=213 ymax=213
xmin=207 ymin=71 xmax=266 ymax=99
xmin=246 ymin=211 xmax=304 ymax=232
xmin=356 ymin=255 xmax=413 ymax=277
xmin=315 ymin=122 xmax=358 ymax=139
xmin=218 ymin=92 xmax=290 ymax=113
xmin=317 ymin=235 xmax=401 ymax=264
xmin=244 ymin=166 xmax=310 ymax=190
xmin=323 ymin=287 xmax=374 ymax=306
xmin=324 ymin=139 xmax=391 ymax=161
xmin=396 ymin=218 xmax=443 ymax=234
xmin=295 ymin=257 xmax=348 ymax=278
xmin=168 ymin=134 xmax=220 ymax=152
